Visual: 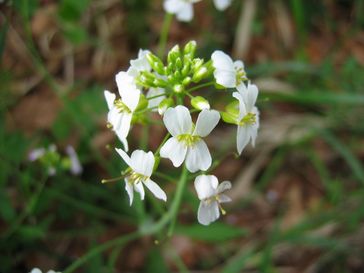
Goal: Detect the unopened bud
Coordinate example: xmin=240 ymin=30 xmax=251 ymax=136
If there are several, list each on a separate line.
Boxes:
xmin=191 ymin=96 xmax=210 ymax=110
xmin=147 ymin=53 xmax=165 ymax=75
xmin=192 ymin=66 xmax=208 ymax=82
xmin=221 ymin=112 xmax=238 ymax=124
xmin=183 ymin=40 xmax=196 ymax=58
xmin=182 ymin=76 xmax=191 ymax=86
xmin=158 ymin=98 xmax=174 ymax=115
xmin=173 ymin=84 xmax=184 ymax=93
xmin=153 ymin=78 xmax=168 ymax=88
xmin=167 ymin=45 xmax=180 ymax=64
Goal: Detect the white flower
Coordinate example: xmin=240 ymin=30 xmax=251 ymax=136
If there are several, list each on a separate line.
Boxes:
xmin=65 ymin=145 xmax=83 ymax=175
xmin=30 ymin=268 xmax=61 ymax=273
xmin=163 ymin=0 xmax=201 ymax=22
xmin=116 ymin=148 xmax=167 ymax=206
xmin=146 ymin=87 xmax=166 ymax=111
xmin=213 ymin=0 xmax=232 ymax=11
xmin=211 ymin=50 xmax=247 ymax=91
xmin=104 ymin=72 xmax=141 ymax=151
xmin=160 ymin=106 xmax=220 ymax=173
xmin=232 ymin=82 xmax=259 ymax=155
xmin=194 ymin=175 xmax=232 ymax=225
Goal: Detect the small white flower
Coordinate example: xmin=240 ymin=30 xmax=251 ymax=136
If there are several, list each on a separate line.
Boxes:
xmin=146 ymin=87 xmax=166 ymax=111
xmin=211 ymin=50 xmax=247 ymax=91
xmin=194 ymin=175 xmax=232 ymax=225
xmin=213 ymin=0 xmax=232 ymax=10
xmin=116 ymin=148 xmax=167 ymax=206
xmin=232 ymin=82 xmax=260 ymax=155
xmin=65 ymin=145 xmax=83 ymax=175
xmin=160 ymin=106 xmax=220 ymax=173
xmin=28 ymin=148 xmax=46 ymax=161
xmin=163 ymin=0 xmax=202 ymax=22
xmin=30 ymin=268 xmax=61 ymax=273
xmin=104 ymin=72 xmax=141 ymax=151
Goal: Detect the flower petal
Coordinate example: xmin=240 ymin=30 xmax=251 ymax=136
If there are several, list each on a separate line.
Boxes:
xmin=124 ymin=179 xmax=134 ymax=206
xmin=194 ymin=174 xmax=218 ymax=200
xmin=65 ymin=145 xmax=83 ymax=175
xmin=130 ymin=49 xmax=151 ymax=72
xmin=193 ymin=109 xmax=220 ymax=137
xmin=163 ymin=105 xmax=192 ymax=136
xmin=122 ymin=87 xmax=140 ymax=112
xmin=115 ymin=71 xmax=135 ymax=97
xmin=238 ymin=83 xmax=258 ymax=112
xmin=113 ymin=113 xmax=132 ymax=141
xmin=219 ymin=194 xmax=232 ymax=203
xmin=30 ymin=268 xmax=42 ymax=273
xmin=146 ymin=87 xmax=166 ymax=110
xmin=197 ymin=201 xmax=220 ymax=225
xmin=160 ymin=137 xmax=187 ymax=167
xmin=130 ymin=150 xmax=154 ymax=177
xmin=217 ymin=180 xmax=232 ymax=193
xmin=211 ymin=50 xmax=236 ymax=87
xmin=144 ymin=179 xmax=167 ymax=201
xmin=163 ymin=0 xmax=185 ymax=13
xmin=176 ymin=2 xmax=194 ymax=21
xmin=134 ymin=181 xmax=145 ymax=200
xmin=213 ymin=0 xmax=232 ymax=10
xmin=185 ymin=140 xmax=212 ymax=172
xmin=104 ymin=90 xmax=116 ymax=110
xmin=237 ymin=125 xmax=250 ymax=155
xmin=232 ymin=92 xmax=247 ymax=120
xmin=115 ymin=148 xmax=131 ymax=167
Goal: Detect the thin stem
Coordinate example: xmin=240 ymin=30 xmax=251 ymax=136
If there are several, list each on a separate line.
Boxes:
xmin=167 ymin=165 xmax=189 ymax=236
xmin=146 ymin=93 xmax=167 ymax=100
xmin=158 ymin=13 xmax=173 ymax=58
xmin=185 ymin=81 xmax=215 ymax=93
xmin=155 ymin=133 xmax=171 ymax=156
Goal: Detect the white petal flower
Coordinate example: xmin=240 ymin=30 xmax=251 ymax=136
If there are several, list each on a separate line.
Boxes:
xmin=194 ymin=175 xmax=232 ymax=225
xmin=232 ymin=82 xmax=260 ymax=154
xmin=146 ymin=87 xmax=166 ymax=111
xmin=211 ymin=50 xmax=247 ymax=90
xmin=163 ymin=0 xmax=201 ymax=22
xmin=28 ymin=148 xmax=46 ymax=161
xmin=104 ymin=72 xmax=140 ymax=151
xmin=116 ymin=148 xmax=167 ymax=205
xmin=213 ymin=0 xmax=232 ymax=11
xmin=160 ymin=106 xmax=220 ymax=173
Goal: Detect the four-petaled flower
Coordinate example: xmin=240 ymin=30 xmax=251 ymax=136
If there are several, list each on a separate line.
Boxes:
xmin=232 ymin=82 xmax=260 ymax=155
xmin=104 ymin=72 xmax=141 ymax=151
xmin=160 ymin=106 xmax=220 ymax=173
xmin=116 ymin=148 xmax=167 ymax=206
xmin=194 ymin=174 xmax=232 ymax=225
xmin=211 ymin=50 xmax=247 ymax=91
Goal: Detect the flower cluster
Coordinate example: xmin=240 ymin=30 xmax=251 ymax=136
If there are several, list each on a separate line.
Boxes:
xmin=103 ymin=41 xmax=260 ymax=225
xmin=28 ymin=145 xmax=82 ymax=176
xmin=164 ymin=0 xmax=233 ymax=22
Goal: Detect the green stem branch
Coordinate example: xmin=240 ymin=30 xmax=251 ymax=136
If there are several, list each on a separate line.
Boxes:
xmin=158 ymin=13 xmax=173 ymax=58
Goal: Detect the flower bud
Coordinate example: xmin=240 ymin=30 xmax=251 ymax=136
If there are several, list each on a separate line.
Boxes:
xmin=192 ymin=66 xmax=208 ymax=82
xmin=191 ymin=96 xmax=210 ymax=110
xmin=175 ymin=57 xmax=183 ymax=70
xmin=158 ymin=98 xmax=174 ymax=115
xmin=183 ymin=40 xmax=196 ymax=58
xmin=173 ymin=84 xmax=184 ymax=93
xmin=147 ymin=53 xmax=165 ymax=75
xmin=153 ymin=78 xmax=168 ymax=88
xmin=182 ymin=76 xmax=191 ymax=86
xmin=221 ymin=112 xmax=238 ymax=124
xmin=167 ymin=45 xmax=180 ymax=64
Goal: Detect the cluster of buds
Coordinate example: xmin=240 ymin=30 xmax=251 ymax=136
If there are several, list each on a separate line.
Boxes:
xmin=103 ymin=41 xmax=260 ymax=225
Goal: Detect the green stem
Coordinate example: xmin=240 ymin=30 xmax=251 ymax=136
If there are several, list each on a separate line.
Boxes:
xmin=155 ymin=133 xmax=171 ymax=156
xmin=158 ymin=13 xmax=173 ymax=58
xmin=63 ymin=165 xmax=190 ymax=273
xmin=167 ymin=165 xmax=189 ymax=236
xmin=185 ymin=81 xmax=215 ymax=93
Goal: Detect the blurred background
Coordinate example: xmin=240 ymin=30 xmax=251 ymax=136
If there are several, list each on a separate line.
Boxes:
xmin=1 ymin=0 xmax=364 ymax=272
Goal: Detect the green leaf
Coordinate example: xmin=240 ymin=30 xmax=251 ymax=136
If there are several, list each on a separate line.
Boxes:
xmin=175 ymin=222 xmax=248 ymax=242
